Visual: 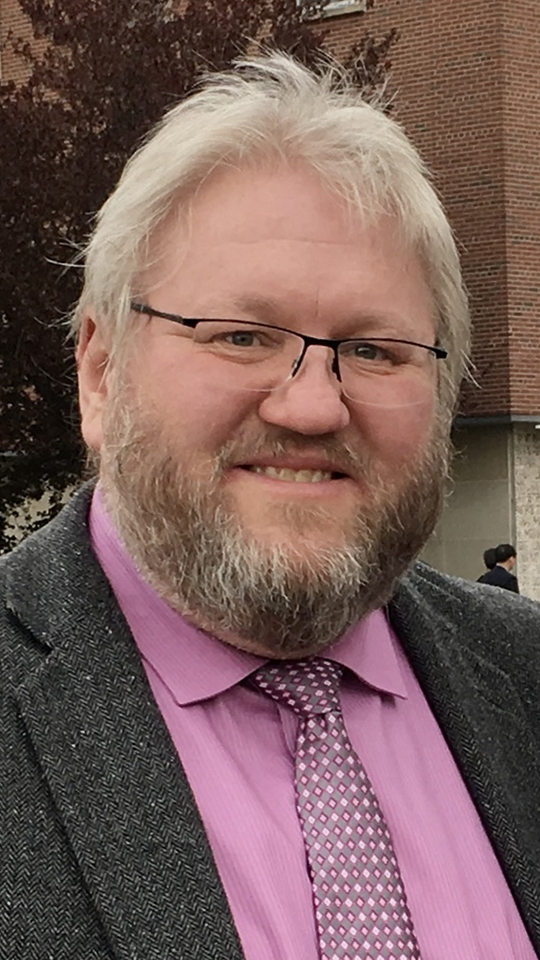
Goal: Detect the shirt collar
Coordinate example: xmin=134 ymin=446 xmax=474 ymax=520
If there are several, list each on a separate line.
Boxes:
xmin=89 ymin=486 xmax=408 ymax=705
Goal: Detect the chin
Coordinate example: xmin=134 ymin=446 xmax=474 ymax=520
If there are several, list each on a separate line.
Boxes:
xmin=240 ymin=502 xmax=354 ymax=544
xmin=244 ymin=527 xmax=350 ymax=561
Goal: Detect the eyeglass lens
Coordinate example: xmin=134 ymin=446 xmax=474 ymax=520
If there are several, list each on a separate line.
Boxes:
xmin=188 ymin=321 xmax=437 ymax=408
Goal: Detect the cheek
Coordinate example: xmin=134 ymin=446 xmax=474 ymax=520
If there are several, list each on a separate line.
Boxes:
xmin=129 ymin=339 xmax=257 ymax=452
xmin=355 ymin=398 xmax=436 ymax=469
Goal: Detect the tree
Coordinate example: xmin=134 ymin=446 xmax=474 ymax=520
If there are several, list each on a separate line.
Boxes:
xmin=0 ymin=0 xmax=397 ymax=552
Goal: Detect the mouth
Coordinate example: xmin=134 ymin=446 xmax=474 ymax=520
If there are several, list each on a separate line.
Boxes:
xmin=239 ymin=465 xmax=349 ymax=483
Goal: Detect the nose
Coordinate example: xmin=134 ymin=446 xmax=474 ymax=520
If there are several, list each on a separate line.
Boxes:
xmin=258 ymin=346 xmax=351 ymax=435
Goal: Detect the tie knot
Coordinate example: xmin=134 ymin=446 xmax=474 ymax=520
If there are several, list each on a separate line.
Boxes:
xmin=250 ymin=658 xmax=343 ymax=717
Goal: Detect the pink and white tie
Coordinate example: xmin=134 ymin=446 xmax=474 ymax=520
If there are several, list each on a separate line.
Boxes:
xmin=251 ymin=657 xmax=422 ymax=960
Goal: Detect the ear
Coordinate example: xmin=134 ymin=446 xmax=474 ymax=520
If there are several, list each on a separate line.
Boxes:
xmin=76 ymin=315 xmax=111 ymax=451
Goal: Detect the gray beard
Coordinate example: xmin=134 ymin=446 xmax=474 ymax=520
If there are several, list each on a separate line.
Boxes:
xmin=99 ymin=393 xmax=450 ymax=658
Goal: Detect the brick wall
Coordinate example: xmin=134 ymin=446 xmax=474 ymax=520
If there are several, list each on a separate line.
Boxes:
xmin=503 ymin=0 xmax=540 ymax=416
xmin=324 ymin=0 xmax=539 ymax=418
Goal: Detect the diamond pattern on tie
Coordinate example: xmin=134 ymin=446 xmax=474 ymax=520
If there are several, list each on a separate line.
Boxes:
xmin=251 ymin=658 xmax=421 ymax=960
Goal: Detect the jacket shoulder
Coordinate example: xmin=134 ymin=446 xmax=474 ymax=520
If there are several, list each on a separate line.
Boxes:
xmin=402 ymin=559 xmax=537 ymax=615
xmin=394 ymin=560 xmax=540 ymax=651
xmin=0 ymin=483 xmax=108 ymax=684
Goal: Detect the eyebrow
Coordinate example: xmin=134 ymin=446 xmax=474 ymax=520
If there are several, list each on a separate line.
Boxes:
xmin=232 ymin=295 xmax=285 ymax=322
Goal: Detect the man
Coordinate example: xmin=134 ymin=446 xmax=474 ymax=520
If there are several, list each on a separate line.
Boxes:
xmin=477 ymin=545 xmax=497 ymax=581
xmin=3 ymin=54 xmax=540 ymax=960
xmin=478 ymin=542 xmax=520 ymax=593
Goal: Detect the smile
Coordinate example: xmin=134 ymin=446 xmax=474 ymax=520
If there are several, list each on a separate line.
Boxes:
xmin=247 ymin=466 xmax=337 ymax=483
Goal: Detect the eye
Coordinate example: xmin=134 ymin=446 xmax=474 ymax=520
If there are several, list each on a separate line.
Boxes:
xmin=193 ymin=321 xmax=288 ymax=356
xmin=342 ymin=340 xmax=396 ymax=364
xmin=352 ymin=341 xmax=387 ymax=361
xmin=340 ymin=339 xmax=417 ymax=367
xmin=223 ymin=330 xmax=261 ymax=347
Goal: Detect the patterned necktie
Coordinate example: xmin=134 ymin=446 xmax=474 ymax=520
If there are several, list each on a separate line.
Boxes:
xmin=251 ymin=657 xmax=422 ymax=960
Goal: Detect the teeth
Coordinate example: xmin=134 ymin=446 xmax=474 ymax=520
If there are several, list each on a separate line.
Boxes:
xmin=251 ymin=466 xmax=333 ymax=483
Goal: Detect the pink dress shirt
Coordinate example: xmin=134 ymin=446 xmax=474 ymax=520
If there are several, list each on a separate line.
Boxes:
xmin=90 ymin=488 xmax=535 ymax=960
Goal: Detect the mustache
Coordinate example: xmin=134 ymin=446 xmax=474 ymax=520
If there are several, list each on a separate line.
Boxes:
xmin=214 ymin=429 xmax=370 ymax=482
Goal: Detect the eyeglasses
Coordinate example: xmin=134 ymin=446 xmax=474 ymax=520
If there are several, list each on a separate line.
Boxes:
xmin=131 ymin=302 xmax=447 ymax=408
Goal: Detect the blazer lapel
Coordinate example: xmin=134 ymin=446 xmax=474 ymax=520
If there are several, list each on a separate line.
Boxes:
xmin=7 ymin=488 xmax=244 ymax=960
xmin=390 ymin=569 xmax=540 ymax=952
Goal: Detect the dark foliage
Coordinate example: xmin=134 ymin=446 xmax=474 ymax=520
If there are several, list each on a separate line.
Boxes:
xmin=0 ymin=0 xmax=396 ymax=551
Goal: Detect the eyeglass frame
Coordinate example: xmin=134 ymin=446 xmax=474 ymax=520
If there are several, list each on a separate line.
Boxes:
xmin=130 ymin=301 xmax=448 ymax=384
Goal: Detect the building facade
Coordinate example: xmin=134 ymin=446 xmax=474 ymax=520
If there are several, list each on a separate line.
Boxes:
xmin=2 ymin=0 xmax=539 ymax=595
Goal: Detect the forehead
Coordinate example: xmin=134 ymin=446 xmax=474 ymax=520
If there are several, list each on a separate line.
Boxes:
xmin=160 ymin=163 xmax=391 ymax=253
xmin=142 ymin=164 xmax=434 ymax=337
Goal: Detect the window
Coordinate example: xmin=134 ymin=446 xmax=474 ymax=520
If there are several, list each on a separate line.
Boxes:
xmin=298 ymin=0 xmax=367 ymax=19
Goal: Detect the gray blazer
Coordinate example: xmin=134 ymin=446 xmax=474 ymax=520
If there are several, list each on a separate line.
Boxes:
xmin=3 ymin=485 xmax=540 ymax=959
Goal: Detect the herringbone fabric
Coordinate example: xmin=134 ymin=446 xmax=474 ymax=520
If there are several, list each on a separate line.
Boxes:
xmin=251 ymin=658 xmax=422 ymax=960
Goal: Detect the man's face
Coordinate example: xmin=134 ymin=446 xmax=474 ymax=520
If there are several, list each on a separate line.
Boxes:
xmin=79 ymin=164 xmax=449 ymax=657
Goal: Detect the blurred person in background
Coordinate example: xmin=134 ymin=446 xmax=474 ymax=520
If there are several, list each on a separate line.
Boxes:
xmin=478 ymin=543 xmax=520 ymax=593
xmin=477 ymin=546 xmax=497 ymax=581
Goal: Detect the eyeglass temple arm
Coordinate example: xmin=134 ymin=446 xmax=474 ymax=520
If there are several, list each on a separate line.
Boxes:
xmin=131 ymin=302 xmax=198 ymax=329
